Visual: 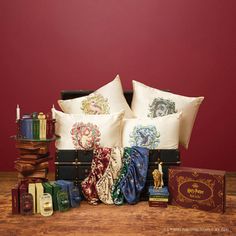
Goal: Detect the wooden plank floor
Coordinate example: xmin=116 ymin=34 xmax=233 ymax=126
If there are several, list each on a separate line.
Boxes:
xmin=0 ymin=172 xmax=235 ymax=236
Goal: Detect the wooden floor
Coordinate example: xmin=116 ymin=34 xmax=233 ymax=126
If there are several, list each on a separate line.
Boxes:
xmin=0 ymin=172 xmax=235 ymax=236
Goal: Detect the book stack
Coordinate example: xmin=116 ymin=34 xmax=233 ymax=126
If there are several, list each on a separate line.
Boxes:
xmin=14 ymin=140 xmax=51 ymax=181
xmin=148 ymin=186 xmax=169 ymax=207
xmin=16 ymin=112 xmax=55 ymax=140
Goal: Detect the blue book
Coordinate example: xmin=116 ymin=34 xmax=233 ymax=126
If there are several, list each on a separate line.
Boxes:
xmin=55 ymin=180 xmax=81 ymax=208
xmin=20 ymin=117 xmax=33 ymax=139
xmin=149 ymin=186 xmax=169 ymax=197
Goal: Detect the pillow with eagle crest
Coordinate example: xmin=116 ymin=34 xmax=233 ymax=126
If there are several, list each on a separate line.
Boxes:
xmin=122 ymin=113 xmax=182 ymax=149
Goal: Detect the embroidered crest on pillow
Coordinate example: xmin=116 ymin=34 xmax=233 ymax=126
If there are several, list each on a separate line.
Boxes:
xmin=70 ymin=122 xmax=101 ymax=150
xmin=148 ymin=98 xmax=177 ymax=118
xmin=80 ymin=93 xmax=110 ymax=115
xmin=58 ymin=75 xmax=134 ymax=118
xmin=53 ymin=108 xmax=124 ymax=150
xmin=129 ymin=125 xmax=160 ymax=149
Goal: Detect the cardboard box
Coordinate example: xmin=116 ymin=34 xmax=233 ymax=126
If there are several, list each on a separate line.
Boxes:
xmin=168 ymin=167 xmax=226 ymax=213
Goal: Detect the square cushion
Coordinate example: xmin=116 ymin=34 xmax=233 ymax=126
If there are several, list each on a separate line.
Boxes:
xmin=53 ymin=109 xmax=124 ymax=150
xmin=58 ymin=75 xmax=134 ymax=118
xmin=122 ymin=113 xmax=182 ymax=149
xmin=131 ymin=80 xmax=204 ymax=148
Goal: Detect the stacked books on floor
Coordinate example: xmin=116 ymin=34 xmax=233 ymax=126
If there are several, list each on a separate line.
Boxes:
xmin=148 ymin=186 xmax=169 ymax=208
xmin=14 ymin=140 xmax=51 ymax=181
xmin=12 ymin=180 xmax=81 ymax=216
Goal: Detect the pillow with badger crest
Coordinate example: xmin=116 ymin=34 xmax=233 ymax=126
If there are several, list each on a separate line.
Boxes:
xmin=53 ymin=108 xmax=124 ymax=150
xmin=131 ymin=80 xmax=204 ymax=149
xmin=58 ymin=75 xmax=134 ymax=118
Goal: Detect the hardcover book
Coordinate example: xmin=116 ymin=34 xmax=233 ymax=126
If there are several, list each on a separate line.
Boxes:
xmin=20 ymin=118 xmax=33 ymax=139
xmin=35 ymin=183 xmax=44 ymax=214
xmin=18 ymin=169 xmax=48 ymax=179
xmin=49 ymin=181 xmax=61 ymax=211
xmin=149 ymin=186 xmax=169 ymax=197
xmin=168 ymin=167 xmax=226 ymax=213
xmin=15 ymin=156 xmax=52 ymax=165
xmin=148 ymin=201 xmax=168 ymax=207
xmin=11 ymin=184 xmax=20 ymax=214
xmin=28 ymin=183 xmax=36 ymax=214
xmin=15 ymin=161 xmax=49 ymax=173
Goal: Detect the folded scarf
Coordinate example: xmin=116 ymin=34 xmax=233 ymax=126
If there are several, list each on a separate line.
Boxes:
xmin=111 ymin=147 xmax=132 ymax=205
xmin=120 ymin=146 xmax=149 ymax=204
xmin=81 ymin=147 xmax=111 ymax=205
xmin=96 ymin=147 xmax=123 ymax=204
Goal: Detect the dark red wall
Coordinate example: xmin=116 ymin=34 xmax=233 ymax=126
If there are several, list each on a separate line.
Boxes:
xmin=1 ymin=0 xmax=236 ymax=171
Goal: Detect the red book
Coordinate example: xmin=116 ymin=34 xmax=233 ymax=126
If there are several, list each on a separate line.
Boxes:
xmin=148 ymin=201 xmax=168 ymax=208
xmin=19 ymin=181 xmax=28 ymax=196
xmin=168 ymin=167 xmax=226 ymax=213
xmin=11 ymin=184 xmax=20 ymax=214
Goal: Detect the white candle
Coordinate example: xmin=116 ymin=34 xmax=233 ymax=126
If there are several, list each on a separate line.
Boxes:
xmin=52 ymin=104 xmax=55 ymax=119
xmin=158 ymin=162 xmax=164 ymax=187
xmin=158 ymin=162 xmax=163 ymax=173
xmin=16 ymin=104 xmax=20 ymax=120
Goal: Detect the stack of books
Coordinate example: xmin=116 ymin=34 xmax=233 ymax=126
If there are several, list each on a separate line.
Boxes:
xmin=16 ymin=111 xmax=55 ymax=140
xmin=14 ymin=141 xmax=51 ymax=180
xmin=148 ymin=186 xmax=169 ymax=207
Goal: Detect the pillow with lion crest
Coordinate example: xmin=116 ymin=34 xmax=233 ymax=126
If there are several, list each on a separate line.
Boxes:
xmin=122 ymin=113 xmax=182 ymax=149
xmin=58 ymin=75 xmax=134 ymax=118
xmin=131 ymin=80 xmax=204 ymax=149
xmin=53 ymin=108 xmax=124 ymax=150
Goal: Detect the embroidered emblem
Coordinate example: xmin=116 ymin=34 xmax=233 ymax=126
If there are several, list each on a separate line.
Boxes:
xmin=70 ymin=122 xmax=101 ymax=150
xmin=81 ymin=93 xmax=110 ymax=115
xmin=148 ymin=98 xmax=177 ymax=117
xmin=129 ymin=125 xmax=160 ymax=149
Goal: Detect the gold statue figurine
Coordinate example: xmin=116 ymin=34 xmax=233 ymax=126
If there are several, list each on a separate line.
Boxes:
xmin=152 ymin=167 xmax=164 ymax=189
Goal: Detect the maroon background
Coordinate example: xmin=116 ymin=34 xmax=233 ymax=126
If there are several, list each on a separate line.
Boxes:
xmin=1 ymin=0 xmax=235 ymax=171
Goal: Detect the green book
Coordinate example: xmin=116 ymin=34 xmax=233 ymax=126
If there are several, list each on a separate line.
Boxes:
xmin=149 ymin=197 xmax=169 ymax=202
xmin=49 ymin=181 xmax=61 ymax=211
xmin=32 ymin=116 xmax=40 ymax=140
xmin=43 ymin=182 xmax=53 ymax=196
xmin=149 ymin=194 xmax=169 ymax=199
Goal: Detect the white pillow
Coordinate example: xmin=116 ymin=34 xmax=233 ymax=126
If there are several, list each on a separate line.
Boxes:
xmin=122 ymin=113 xmax=182 ymax=149
xmin=53 ymin=109 xmax=124 ymax=150
xmin=58 ymin=75 xmax=134 ymax=118
xmin=131 ymin=80 xmax=204 ymax=149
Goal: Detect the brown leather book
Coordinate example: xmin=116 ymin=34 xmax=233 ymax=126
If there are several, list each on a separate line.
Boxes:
xmin=18 ymin=146 xmax=49 ymax=155
xmin=148 ymin=201 xmax=168 ymax=207
xmin=15 ymin=141 xmax=49 ymax=149
xmin=11 ymin=184 xmax=20 ymax=214
xmin=19 ymin=153 xmax=49 ymax=160
xmin=14 ymin=162 xmax=49 ymax=173
xmin=15 ymin=156 xmax=52 ymax=165
xmin=18 ymin=169 xmax=48 ymax=179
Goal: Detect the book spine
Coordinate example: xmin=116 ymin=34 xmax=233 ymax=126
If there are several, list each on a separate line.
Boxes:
xmin=39 ymin=119 xmax=46 ymax=139
xmin=149 ymin=197 xmax=169 ymax=202
xmin=11 ymin=186 xmax=20 ymax=214
xmin=33 ymin=119 xmax=40 ymax=140
xmin=148 ymin=201 xmax=168 ymax=207
xmin=21 ymin=119 xmax=33 ymax=139
xmin=46 ymin=119 xmax=54 ymax=139
xmin=149 ymin=195 xmax=169 ymax=198
xmin=28 ymin=183 xmax=36 ymax=214
xmin=50 ymin=183 xmax=60 ymax=211
xmin=35 ymin=183 xmax=44 ymax=214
